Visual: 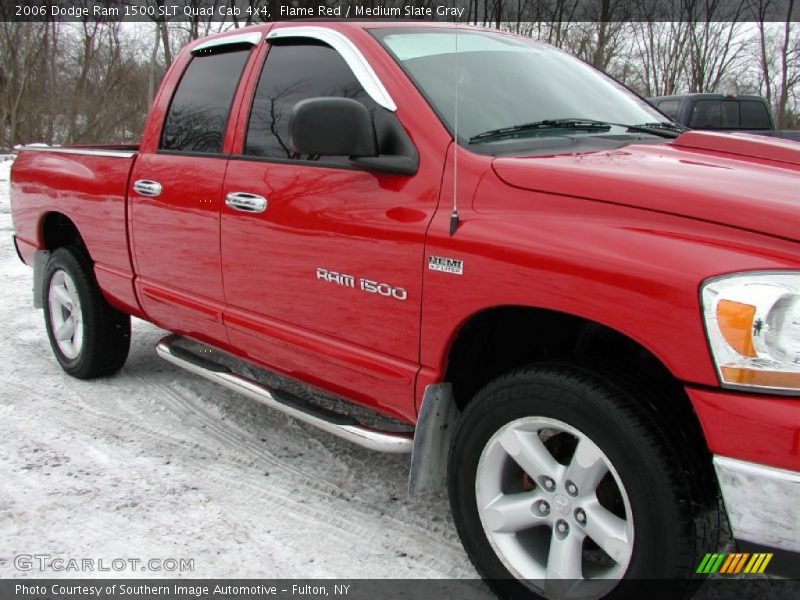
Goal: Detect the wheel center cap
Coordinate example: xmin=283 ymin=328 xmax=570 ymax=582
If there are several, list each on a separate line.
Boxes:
xmin=553 ymin=494 xmax=570 ymax=515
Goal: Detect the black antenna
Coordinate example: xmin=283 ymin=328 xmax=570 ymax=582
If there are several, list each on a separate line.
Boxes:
xmin=449 ymin=14 xmax=460 ymax=237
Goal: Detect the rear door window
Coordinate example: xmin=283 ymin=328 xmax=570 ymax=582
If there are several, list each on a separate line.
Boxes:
xmin=160 ymin=48 xmax=250 ymax=154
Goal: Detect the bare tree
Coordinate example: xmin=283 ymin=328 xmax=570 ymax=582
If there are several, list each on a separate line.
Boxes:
xmin=685 ymin=0 xmax=751 ymax=93
xmin=628 ymin=20 xmax=692 ymax=96
xmin=147 ymin=22 xmax=162 ymax=109
xmin=0 ymin=18 xmax=53 ymax=148
xmin=751 ymin=0 xmax=799 ymax=126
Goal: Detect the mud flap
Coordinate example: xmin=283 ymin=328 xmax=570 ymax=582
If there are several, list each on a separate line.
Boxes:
xmin=408 ymin=383 xmax=460 ymax=496
xmin=32 ymin=249 xmax=50 ymax=309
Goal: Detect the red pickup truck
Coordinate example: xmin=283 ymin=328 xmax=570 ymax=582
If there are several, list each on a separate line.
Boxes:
xmin=10 ymin=21 xmax=800 ymax=597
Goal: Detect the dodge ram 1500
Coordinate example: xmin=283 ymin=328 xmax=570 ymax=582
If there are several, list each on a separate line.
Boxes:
xmin=10 ymin=21 xmax=800 ymax=598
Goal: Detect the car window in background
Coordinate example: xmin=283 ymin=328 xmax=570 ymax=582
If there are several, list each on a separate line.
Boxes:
xmin=739 ymin=100 xmax=772 ymax=129
xmin=160 ymin=48 xmax=250 ymax=154
xmin=689 ymin=99 xmax=740 ymax=129
xmin=656 ymin=99 xmax=680 ymax=120
xmin=244 ymin=42 xmax=377 ymax=162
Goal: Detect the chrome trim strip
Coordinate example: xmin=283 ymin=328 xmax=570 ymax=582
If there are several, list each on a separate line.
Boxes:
xmin=15 ymin=145 xmax=136 ymax=159
xmin=156 ymin=335 xmax=413 ymax=454
xmin=714 ymin=456 xmax=800 ymax=553
xmin=192 ymin=31 xmax=263 ymax=53
xmin=266 ymin=26 xmax=397 ymax=112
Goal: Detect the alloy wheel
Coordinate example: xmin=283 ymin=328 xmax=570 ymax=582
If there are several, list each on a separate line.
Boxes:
xmin=47 ymin=268 xmax=84 ymax=360
xmin=476 ymin=416 xmax=634 ymax=598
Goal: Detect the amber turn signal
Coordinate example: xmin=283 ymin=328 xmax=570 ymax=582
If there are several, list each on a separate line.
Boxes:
xmin=716 ymin=299 xmax=758 ymax=358
xmin=720 ymin=367 xmax=800 ymax=389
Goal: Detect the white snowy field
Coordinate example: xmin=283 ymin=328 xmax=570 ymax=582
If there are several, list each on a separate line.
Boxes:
xmin=0 ymin=155 xmax=480 ymax=582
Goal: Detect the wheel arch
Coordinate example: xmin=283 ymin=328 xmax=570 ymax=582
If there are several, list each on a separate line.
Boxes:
xmin=443 ymin=304 xmax=683 ymax=409
xmin=40 ymin=211 xmax=90 ymax=257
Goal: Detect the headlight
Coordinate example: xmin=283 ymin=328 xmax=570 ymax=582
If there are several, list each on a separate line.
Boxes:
xmin=702 ymin=272 xmax=800 ymax=394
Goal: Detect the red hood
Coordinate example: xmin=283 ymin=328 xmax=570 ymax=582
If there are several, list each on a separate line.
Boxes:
xmin=492 ymin=131 xmax=800 ymax=241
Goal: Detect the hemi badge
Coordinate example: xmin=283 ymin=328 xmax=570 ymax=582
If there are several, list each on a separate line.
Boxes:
xmin=428 ymin=256 xmax=464 ymax=275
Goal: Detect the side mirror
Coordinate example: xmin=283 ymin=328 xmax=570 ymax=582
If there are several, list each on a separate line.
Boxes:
xmin=289 ymin=97 xmax=378 ymax=158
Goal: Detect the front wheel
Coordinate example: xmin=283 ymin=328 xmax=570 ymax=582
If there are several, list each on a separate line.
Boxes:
xmin=448 ymin=364 xmax=716 ymax=599
xmin=43 ymin=246 xmax=131 ymax=379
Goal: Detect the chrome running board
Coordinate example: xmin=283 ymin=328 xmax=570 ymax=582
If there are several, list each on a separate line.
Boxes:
xmin=156 ymin=335 xmax=413 ymax=453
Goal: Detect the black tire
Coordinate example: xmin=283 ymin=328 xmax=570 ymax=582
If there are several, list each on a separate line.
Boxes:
xmin=42 ymin=246 xmax=131 ymax=379
xmin=448 ymin=363 xmax=718 ymax=599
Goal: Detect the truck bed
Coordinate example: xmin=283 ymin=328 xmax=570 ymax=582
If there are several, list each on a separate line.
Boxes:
xmin=10 ymin=144 xmax=141 ymax=316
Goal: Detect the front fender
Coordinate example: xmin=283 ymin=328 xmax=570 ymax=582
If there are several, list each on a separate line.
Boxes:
xmin=418 ymin=171 xmax=800 ymax=398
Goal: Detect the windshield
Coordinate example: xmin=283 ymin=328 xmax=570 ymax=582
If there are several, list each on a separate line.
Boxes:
xmin=372 ymin=28 xmax=665 ymax=148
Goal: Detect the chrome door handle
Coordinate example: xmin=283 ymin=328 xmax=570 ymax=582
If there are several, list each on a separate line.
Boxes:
xmin=133 ymin=179 xmax=162 ymax=197
xmin=225 ymin=192 xmax=267 ymax=213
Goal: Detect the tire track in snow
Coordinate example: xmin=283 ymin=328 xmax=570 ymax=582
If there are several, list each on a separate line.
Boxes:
xmin=4 ymin=370 xmax=472 ymax=578
xmin=3 ymin=363 xmax=470 ymax=576
xmin=128 ymin=369 xmax=468 ymax=557
xmin=128 ymin=370 xmax=346 ymax=490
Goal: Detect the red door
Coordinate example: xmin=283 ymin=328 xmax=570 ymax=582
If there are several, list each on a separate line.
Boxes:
xmin=220 ymin=39 xmax=444 ymax=422
xmin=130 ymin=44 xmax=254 ymax=344
xmin=130 ymin=154 xmax=229 ymax=342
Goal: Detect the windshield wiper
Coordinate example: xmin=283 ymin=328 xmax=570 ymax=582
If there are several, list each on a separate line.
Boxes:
xmin=469 ymin=119 xmax=689 ymax=143
xmin=623 ymin=121 xmax=688 ymax=138
xmin=469 ymin=119 xmax=613 ymax=143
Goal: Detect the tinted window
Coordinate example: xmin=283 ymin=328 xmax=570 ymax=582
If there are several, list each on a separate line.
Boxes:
xmin=657 ymin=99 xmax=680 ymax=119
xmin=244 ymin=42 xmax=376 ymax=160
xmin=160 ymin=48 xmax=250 ymax=154
xmin=689 ymin=100 xmax=739 ymax=129
xmin=740 ymin=100 xmax=772 ymax=129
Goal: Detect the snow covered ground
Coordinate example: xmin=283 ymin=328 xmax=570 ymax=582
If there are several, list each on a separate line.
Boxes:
xmin=0 ymin=155 xmax=481 ymax=583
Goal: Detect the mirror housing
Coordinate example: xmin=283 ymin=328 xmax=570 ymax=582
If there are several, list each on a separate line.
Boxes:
xmin=289 ymin=97 xmax=378 ymax=158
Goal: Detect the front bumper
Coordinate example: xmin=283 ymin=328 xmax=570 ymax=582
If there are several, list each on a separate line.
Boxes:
xmin=714 ymin=456 xmax=800 ymax=553
xmin=688 ymin=386 xmax=800 ymax=552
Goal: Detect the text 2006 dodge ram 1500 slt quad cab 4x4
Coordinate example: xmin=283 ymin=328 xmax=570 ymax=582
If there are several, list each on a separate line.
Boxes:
xmin=9 ymin=21 xmax=800 ymax=598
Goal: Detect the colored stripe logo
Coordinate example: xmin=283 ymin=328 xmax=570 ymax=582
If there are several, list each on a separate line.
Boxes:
xmin=696 ymin=552 xmax=773 ymax=574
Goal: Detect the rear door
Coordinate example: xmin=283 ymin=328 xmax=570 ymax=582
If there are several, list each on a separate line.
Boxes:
xmin=129 ymin=44 xmax=253 ymax=344
xmin=220 ymin=38 xmax=442 ymax=421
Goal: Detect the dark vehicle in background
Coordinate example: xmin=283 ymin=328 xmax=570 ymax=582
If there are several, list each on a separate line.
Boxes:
xmin=649 ymin=93 xmax=800 ymax=142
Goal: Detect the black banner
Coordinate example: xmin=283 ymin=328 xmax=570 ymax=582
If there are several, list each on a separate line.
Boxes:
xmin=3 ymin=0 xmax=799 ymax=23
xmin=1 ymin=580 xmax=494 ymax=600
xmin=3 ymin=579 xmax=800 ymax=600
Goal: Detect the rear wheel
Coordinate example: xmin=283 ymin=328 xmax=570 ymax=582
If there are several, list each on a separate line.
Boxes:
xmin=448 ymin=364 xmax=716 ymax=599
xmin=43 ymin=247 xmax=131 ymax=378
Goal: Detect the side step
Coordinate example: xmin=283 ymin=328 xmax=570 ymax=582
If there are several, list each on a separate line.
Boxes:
xmin=155 ymin=335 xmax=413 ymax=453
